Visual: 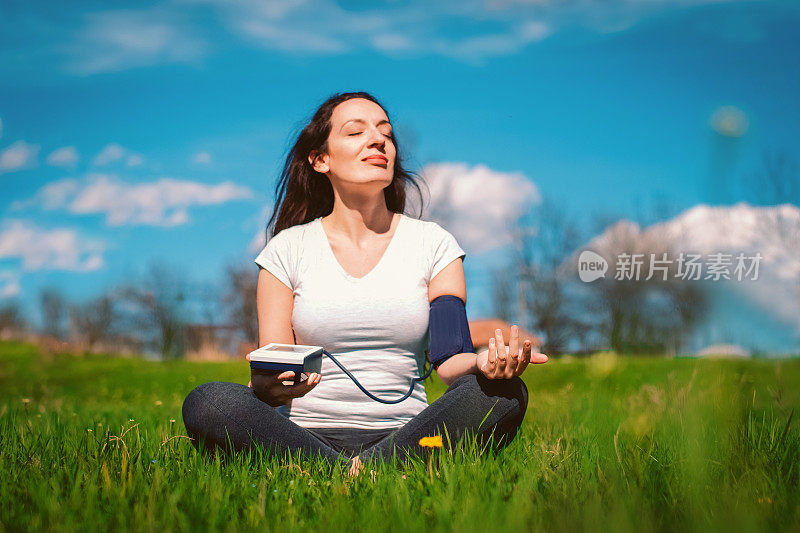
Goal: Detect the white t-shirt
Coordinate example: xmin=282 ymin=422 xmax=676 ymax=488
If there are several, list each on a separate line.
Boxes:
xmin=253 ymin=213 xmax=467 ymax=429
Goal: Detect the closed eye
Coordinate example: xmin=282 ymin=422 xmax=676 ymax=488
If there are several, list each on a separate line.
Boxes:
xmin=348 ymin=132 xmax=394 ymax=140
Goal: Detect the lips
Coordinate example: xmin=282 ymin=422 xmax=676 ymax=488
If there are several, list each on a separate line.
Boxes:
xmin=363 ymin=155 xmax=388 ymax=164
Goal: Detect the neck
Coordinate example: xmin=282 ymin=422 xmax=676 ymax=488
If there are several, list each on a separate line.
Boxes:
xmin=322 ymin=202 xmax=397 ymax=243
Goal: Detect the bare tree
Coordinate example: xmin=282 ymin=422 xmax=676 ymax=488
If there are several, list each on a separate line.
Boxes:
xmin=745 ymin=150 xmax=800 ymax=206
xmin=196 ymin=281 xmax=221 ymax=327
xmin=69 ymin=295 xmax=114 ymax=351
xmin=744 ymin=150 xmax=800 ymax=333
xmin=117 ymin=262 xmax=187 ymax=359
xmin=583 ymin=221 xmax=707 ymax=355
xmin=490 ymin=266 xmax=514 ymax=324
xmin=222 ymin=263 xmax=259 ymax=345
xmin=39 ymin=288 xmax=66 ymax=339
xmin=0 ymin=301 xmax=27 ymax=339
xmin=504 ymin=200 xmax=589 ymax=355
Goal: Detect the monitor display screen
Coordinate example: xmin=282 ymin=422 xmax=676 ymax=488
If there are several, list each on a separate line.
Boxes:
xmin=266 ymin=345 xmax=309 ymax=354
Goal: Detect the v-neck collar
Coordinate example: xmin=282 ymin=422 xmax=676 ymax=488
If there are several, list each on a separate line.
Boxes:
xmin=317 ymin=213 xmax=406 ymax=282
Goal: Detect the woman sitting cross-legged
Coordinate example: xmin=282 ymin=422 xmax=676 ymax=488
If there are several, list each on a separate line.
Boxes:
xmin=182 ymin=92 xmax=549 ymax=475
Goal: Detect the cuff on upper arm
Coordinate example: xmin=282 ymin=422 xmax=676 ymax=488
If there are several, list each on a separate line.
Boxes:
xmin=429 ymin=294 xmax=474 ymax=368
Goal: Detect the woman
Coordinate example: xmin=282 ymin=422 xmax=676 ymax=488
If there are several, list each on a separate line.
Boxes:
xmin=182 ymin=92 xmax=549 ymax=475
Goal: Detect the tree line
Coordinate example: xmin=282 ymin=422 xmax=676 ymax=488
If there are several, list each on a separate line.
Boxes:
xmin=0 ymin=262 xmax=258 ymax=360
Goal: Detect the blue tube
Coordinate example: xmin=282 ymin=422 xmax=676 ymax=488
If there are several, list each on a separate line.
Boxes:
xmin=322 ymin=349 xmax=433 ymax=404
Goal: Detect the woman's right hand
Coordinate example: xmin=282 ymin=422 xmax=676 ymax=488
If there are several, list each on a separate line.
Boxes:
xmin=476 ymin=325 xmax=547 ymax=379
xmin=246 ymin=352 xmax=321 ymax=407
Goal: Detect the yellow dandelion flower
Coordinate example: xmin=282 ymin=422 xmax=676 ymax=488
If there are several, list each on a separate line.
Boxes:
xmin=418 ymin=435 xmax=443 ymax=448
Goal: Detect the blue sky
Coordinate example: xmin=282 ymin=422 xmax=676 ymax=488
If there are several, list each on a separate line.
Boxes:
xmin=1 ymin=0 xmax=798 ymax=331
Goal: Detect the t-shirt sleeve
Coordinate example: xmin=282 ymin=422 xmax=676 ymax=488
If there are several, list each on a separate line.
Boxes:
xmin=426 ymin=222 xmax=467 ymax=284
xmin=253 ymin=230 xmax=295 ymax=291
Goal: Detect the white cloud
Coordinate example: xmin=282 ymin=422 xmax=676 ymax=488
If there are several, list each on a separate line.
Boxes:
xmin=192 ymin=151 xmax=212 ymax=165
xmin=12 ymin=179 xmax=81 ymax=211
xmin=0 ymin=141 xmax=40 ymax=174
xmin=67 ymin=8 xmax=206 ymax=75
xmin=238 ymin=20 xmax=348 ymax=52
xmin=577 ymin=203 xmax=800 ymax=341
xmin=207 ymin=0 xmax=351 ymax=52
xmin=50 ymin=0 xmax=758 ymax=74
xmin=200 ymin=0 xmax=395 ymax=55
xmin=46 ymin=146 xmax=80 ymax=167
xmin=248 ymin=230 xmax=267 ymax=255
xmin=201 ymin=0 xmax=739 ymax=62
xmin=0 ymin=219 xmax=106 ymax=272
xmin=193 ymin=1 xmax=550 ymax=61
xmin=246 ymin=204 xmax=275 ymax=255
xmin=371 ymin=34 xmax=414 ymax=52
xmin=430 ymin=21 xmax=552 ymax=62
xmin=411 ymin=162 xmax=541 ymax=254
xmin=92 ymin=143 xmax=144 ymax=167
xmin=20 ymin=174 xmax=254 ymax=227
xmin=519 ymin=20 xmax=552 ymax=41
xmin=92 ymin=143 xmax=126 ymax=166
xmin=0 ymin=271 xmax=21 ymax=298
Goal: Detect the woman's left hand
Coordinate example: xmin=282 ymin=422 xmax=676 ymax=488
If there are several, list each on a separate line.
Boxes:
xmin=477 ymin=325 xmax=548 ymax=379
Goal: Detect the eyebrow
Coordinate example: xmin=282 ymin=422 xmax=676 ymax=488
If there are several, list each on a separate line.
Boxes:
xmin=340 ymin=119 xmax=391 ymax=131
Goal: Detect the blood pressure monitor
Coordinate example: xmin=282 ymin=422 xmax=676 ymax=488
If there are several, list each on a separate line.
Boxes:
xmin=247 ymin=343 xmax=432 ymax=403
xmin=248 ymin=343 xmax=324 ymax=384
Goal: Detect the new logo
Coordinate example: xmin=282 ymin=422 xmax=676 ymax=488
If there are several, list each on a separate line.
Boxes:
xmin=578 ymin=251 xmax=608 ymax=282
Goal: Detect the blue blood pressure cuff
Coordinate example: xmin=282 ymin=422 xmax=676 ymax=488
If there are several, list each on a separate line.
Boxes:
xmin=428 ymin=295 xmax=475 ymax=369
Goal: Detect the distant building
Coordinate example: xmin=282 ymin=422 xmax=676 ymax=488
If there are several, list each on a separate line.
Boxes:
xmin=695 ymin=344 xmax=751 ymax=358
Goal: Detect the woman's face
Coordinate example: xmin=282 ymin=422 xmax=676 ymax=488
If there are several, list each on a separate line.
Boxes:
xmin=310 ymin=98 xmax=396 ymax=191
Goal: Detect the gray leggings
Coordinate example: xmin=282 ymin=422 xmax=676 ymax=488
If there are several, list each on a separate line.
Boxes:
xmin=182 ymin=373 xmax=529 ymax=465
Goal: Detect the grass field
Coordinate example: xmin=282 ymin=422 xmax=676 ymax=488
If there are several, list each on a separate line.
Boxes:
xmin=1 ymin=340 xmax=799 ymax=532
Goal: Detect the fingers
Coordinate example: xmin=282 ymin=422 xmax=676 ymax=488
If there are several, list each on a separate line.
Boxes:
xmin=487 ymin=336 xmax=497 ymax=377
xmin=516 ymin=338 xmax=532 ymax=375
xmin=509 ymin=325 xmax=520 ymax=374
xmin=508 ymin=326 xmax=520 ymax=378
xmin=484 ymin=327 xmax=547 ymax=379
xmin=530 ymin=352 xmax=549 ymax=364
xmin=494 ymin=328 xmax=513 ymax=379
xmin=277 ymin=371 xmax=296 ymax=383
xmin=284 ymin=373 xmax=321 ymax=397
xmin=246 ymin=352 xmax=251 ymax=362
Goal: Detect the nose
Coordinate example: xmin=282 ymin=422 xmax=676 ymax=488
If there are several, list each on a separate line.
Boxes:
xmin=366 ymin=126 xmax=386 ymax=150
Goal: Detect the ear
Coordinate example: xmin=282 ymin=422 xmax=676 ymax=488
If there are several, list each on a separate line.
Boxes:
xmin=308 ymin=150 xmax=329 ymax=173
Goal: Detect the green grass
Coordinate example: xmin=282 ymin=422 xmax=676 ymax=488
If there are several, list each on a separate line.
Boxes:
xmin=1 ymin=341 xmax=799 ymax=532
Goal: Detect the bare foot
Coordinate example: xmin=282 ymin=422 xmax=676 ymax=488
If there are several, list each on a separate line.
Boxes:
xmin=348 ymin=455 xmax=363 ymax=477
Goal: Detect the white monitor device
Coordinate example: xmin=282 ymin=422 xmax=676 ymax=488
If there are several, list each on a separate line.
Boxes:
xmin=248 ymin=343 xmax=324 ymax=383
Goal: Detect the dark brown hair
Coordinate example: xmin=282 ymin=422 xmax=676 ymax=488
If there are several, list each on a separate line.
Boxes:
xmin=265 ymin=91 xmax=424 ymax=240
